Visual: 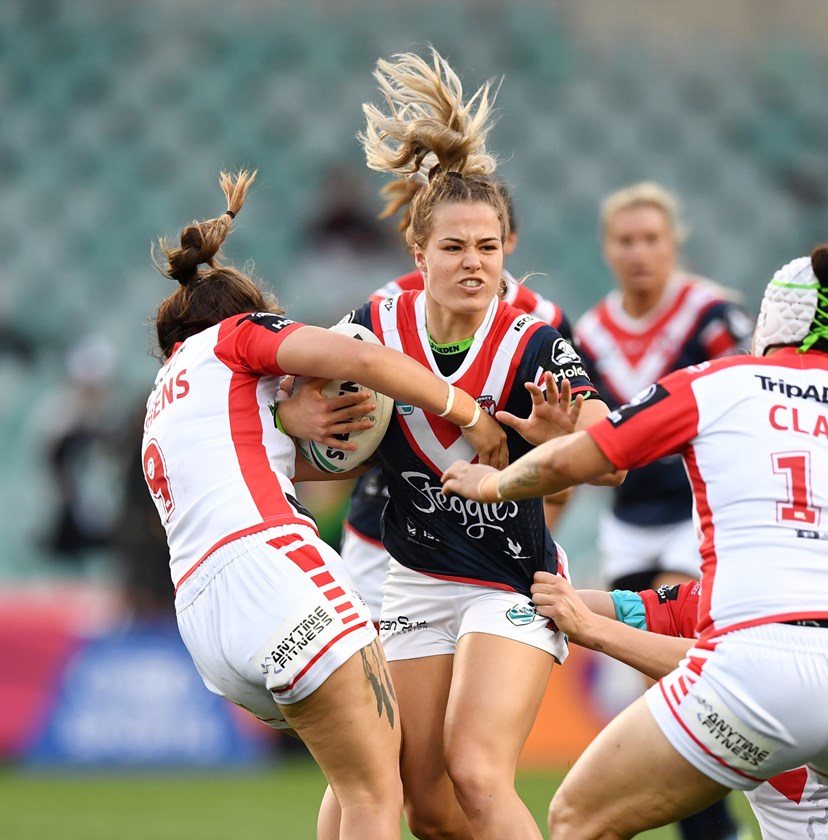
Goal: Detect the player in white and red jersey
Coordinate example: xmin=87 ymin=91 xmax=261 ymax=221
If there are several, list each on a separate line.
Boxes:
xmin=529 ymin=575 xmax=828 ymax=839
xmin=141 ymin=170 xmax=506 ymax=840
xmin=574 ymin=181 xmax=753 ymax=596
xmin=340 ymin=49 xmax=621 ymax=840
xmin=442 ymin=246 xmax=828 ymax=838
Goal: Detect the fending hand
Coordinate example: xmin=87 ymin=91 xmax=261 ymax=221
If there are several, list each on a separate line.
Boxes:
xmin=496 ymin=373 xmax=583 ymax=446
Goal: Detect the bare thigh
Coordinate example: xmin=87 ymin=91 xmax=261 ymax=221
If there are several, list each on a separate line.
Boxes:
xmin=281 ymin=639 xmax=402 ymax=813
xmin=391 ymin=655 xmax=471 ymax=838
xmin=446 ymin=632 xmax=553 ymax=774
xmin=548 ymin=695 xmax=730 ymax=840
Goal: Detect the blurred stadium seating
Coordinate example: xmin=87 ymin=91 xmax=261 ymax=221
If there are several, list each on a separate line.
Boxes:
xmin=1 ymin=0 xmax=828 ymax=580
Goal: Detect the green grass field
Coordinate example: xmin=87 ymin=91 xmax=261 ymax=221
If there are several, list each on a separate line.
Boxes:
xmin=0 ymin=758 xmax=760 ymax=839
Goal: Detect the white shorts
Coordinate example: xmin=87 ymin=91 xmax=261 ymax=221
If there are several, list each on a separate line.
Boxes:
xmin=599 ymin=511 xmax=701 ymax=585
xmin=175 ymin=523 xmax=376 ymax=729
xmin=379 ymin=558 xmax=569 ymax=664
xmin=744 ymin=766 xmax=828 ymax=840
xmin=339 ymin=525 xmax=390 ymax=625
xmin=646 ymin=623 xmax=828 ymax=790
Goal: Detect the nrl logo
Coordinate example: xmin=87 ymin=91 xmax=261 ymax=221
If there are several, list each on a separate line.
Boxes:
xmin=506 ymin=604 xmax=536 ymax=626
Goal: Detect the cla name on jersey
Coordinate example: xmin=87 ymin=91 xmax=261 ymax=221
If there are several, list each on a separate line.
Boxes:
xmin=769 ymin=405 xmax=828 ymax=440
xmin=144 ymin=370 xmax=190 ymax=434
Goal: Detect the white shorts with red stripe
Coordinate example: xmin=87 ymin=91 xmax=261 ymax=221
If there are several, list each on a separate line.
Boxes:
xmin=175 ymin=523 xmax=375 ymax=729
xmin=645 ymin=623 xmax=828 ymax=790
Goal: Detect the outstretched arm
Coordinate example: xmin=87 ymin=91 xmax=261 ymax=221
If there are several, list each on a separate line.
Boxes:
xmin=530 ymin=572 xmax=693 ymax=681
xmin=442 ymin=427 xmax=614 ymax=503
xmin=495 ymin=373 xmax=624 ymax=488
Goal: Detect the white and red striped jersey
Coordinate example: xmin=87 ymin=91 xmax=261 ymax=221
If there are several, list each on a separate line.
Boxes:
xmin=588 ymin=348 xmax=828 ymax=640
xmin=141 ymin=313 xmax=317 ymax=591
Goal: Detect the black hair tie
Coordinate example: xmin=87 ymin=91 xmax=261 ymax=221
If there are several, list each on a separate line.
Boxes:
xmin=224 ymin=209 xmax=236 ymax=219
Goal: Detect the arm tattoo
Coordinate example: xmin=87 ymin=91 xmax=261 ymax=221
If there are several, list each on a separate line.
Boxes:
xmin=360 ymin=639 xmax=397 ymax=728
xmin=503 ymin=462 xmax=545 ymax=498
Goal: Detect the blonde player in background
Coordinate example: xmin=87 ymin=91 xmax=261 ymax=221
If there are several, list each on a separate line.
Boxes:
xmin=141 ymin=170 xmax=506 ymax=840
xmin=442 ymin=246 xmax=828 ymax=838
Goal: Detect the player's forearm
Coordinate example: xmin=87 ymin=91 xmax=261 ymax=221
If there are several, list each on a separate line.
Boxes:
xmin=483 ymin=432 xmax=613 ymax=501
xmin=571 ymin=617 xmax=694 ymax=681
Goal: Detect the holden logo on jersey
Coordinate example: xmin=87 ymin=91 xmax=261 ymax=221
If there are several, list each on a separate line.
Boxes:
xmin=550 ymin=337 xmax=582 ymax=367
xmin=244 ymin=313 xmax=296 ymax=332
xmin=608 ymin=383 xmax=670 ymax=427
xmin=506 ymin=604 xmax=537 ymax=626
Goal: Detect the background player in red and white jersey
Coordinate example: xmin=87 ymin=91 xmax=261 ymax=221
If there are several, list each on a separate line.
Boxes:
xmin=442 ymin=246 xmax=828 ymax=838
xmin=574 ymin=181 xmax=753 ymax=593
xmin=141 ymin=170 xmax=506 ymax=840
xmin=574 ymin=180 xmax=753 ymax=840
xmin=529 ymin=575 xmax=828 ymax=839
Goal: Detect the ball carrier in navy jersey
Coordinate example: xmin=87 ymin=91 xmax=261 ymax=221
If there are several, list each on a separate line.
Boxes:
xmin=310 ymin=48 xmax=621 ymax=840
xmin=344 ymin=290 xmax=593 ymax=593
xmin=340 ymin=184 xmax=576 ymax=624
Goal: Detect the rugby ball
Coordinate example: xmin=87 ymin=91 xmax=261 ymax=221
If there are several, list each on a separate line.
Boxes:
xmin=294 ymin=323 xmax=394 ymax=473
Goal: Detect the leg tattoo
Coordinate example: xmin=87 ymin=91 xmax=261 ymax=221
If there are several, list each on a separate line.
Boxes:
xmin=360 ymin=640 xmax=397 ymax=727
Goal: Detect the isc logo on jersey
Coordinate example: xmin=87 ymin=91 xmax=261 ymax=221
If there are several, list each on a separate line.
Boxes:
xmin=294 ymin=323 xmax=394 ymax=473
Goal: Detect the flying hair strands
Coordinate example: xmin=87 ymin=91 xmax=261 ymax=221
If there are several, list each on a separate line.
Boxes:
xmin=360 ymin=47 xmax=501 ymax=181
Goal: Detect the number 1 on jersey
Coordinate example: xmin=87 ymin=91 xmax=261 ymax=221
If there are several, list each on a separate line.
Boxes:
xmin=772 ymin=451 xmax=819 ymax=526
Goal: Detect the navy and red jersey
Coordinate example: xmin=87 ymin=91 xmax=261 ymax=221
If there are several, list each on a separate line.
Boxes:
xmin=344 ymin=290 xmax=598 ymax=595
xmin=347 ymin=270 xmax=574 ymax=545
xmin=574 ymin=274 xmax=753 ymax=526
